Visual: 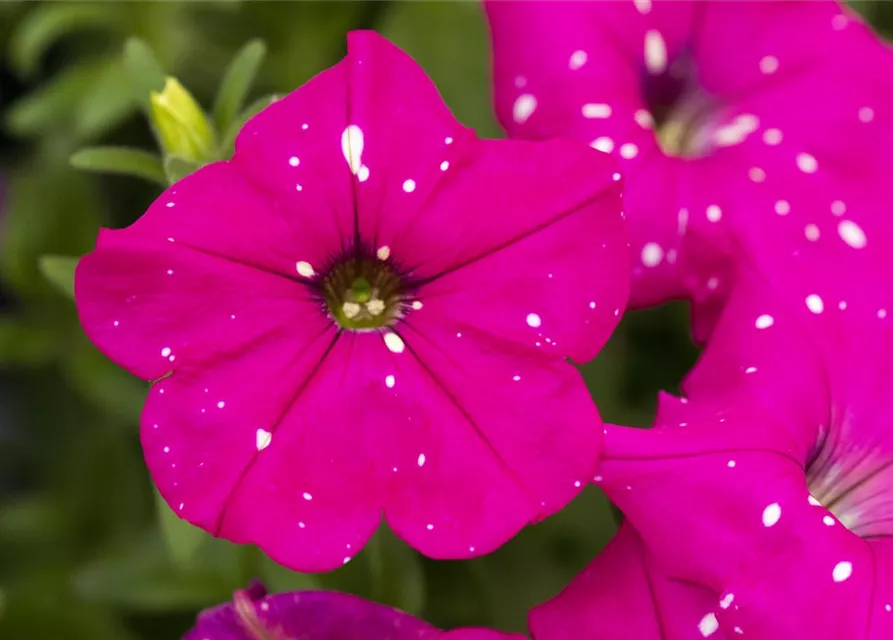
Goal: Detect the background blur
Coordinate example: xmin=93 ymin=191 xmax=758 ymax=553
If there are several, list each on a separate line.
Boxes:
xmin=0 ymin=2 xmax=889 ymax=638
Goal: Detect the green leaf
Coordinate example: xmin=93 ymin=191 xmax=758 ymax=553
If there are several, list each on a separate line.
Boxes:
xmin=60 ymin=339 xmax=148 ymax=425
xmin=8 ymin=3 xmax=121 ymax=77
xmin=71 ymin=147 xmax=166 ymax=186
xmin=368 ymin=525 xmax=426 ymax=615
xmin=122 ymin=37 xmax=167 ymax=110
xmin=74 ymin=58 xmax=139 ymax=140
xmin=212 ymin=39 xmax=267 ymax=134
xmin=164 ymin=155 xmax=201 ymax=184
xmin=38 ymin=255 xmax=78 ymax=299
xmin=0 ymin=317 xmax=55 ymax=366
xmin=257 ymin=553 xmax=320 ymax=594
xmin=74 ymin=536 xmax=234 ymax=611
xmin=219 ymin=93 xmax=281 ymax=157
xmin=155 ymin=490 xmax=208 ymax=567
xmin=4 ymin=61 xmax=104 ymax=138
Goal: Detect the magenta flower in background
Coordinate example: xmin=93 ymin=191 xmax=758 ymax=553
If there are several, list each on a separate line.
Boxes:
xmin=532 ymin=136 xmax=893 ymax=638
xmin=74 ymin=31 xmax=629 ymax=571
xmin=589 ymin=240 xmax=893 ymax=639
xmin=485 ymin=0 xmax=893 ymax=338
xmin=185 ymin=582 xmax=524 ymax=640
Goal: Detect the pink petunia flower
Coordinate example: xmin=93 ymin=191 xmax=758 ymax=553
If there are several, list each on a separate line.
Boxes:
xmin=74 ymin=31 xmax=628 ymax=571
xmin=533 ymin=156 xmax=893 ymax=639
xmin=485 ymin=0 xmax=893 ymax=338
xmin=184 ymin=581 xmax=524 ymax=640
xmin=591 ymin=238 xmax=893 ymax=639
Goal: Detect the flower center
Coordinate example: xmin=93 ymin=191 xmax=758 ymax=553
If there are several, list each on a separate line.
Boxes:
xmin=807 ymin=424 xmax=893 ymax=539
xmin=643 ymin=55 xmax=718 ymax=159
xmin=322 ymin=255 xmax=404 ymax=331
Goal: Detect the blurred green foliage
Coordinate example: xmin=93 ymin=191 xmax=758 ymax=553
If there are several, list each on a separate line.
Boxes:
xmin=1 ymin=2 xmax=886 ymax=639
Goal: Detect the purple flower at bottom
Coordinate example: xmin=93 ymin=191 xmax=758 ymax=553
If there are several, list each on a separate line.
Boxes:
xmin=485 ymin=0 xmax=893 ymax=339
xmin=184 ymin=583 xmax=523 ymax=640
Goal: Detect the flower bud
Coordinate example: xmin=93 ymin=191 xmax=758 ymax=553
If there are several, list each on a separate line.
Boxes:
xmin=149 ymin=77 xmax=215 ymax=163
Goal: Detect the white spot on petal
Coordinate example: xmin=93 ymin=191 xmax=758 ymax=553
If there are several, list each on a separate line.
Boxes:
xmin=806 ymin=294 xmax=824 ymax=314
xmin=288 ymin=156 xmax=300 ymax=167
xmin=698 ymin=613 xmax=719 ymax=637
xmin=526 ymin=312 xmax=542 ymax=328
xmin=644 ymin=30 xmax=667 ymax=74
xmin=748 ymin=166 xmax=766 ymax=182
xmin=385 ymin=374 xmax=395 ymax=389
xmin=302 ymin=492 xmax=312 ymax=501
xmin=384 ymin=332 xmax=405 ymax=354
xmin=719 ymin=593 xmax=735 ymax=609
xmin=762 ymin=502 xmax=782 ymax=527
xmin=591 ymin=137 xmax=614 ymax=153
xmin=706 ymin=205 xmax=722 ymax=223
xmin=634 ymin=0 xmax=652 ymax=13
xmin=755 ymin=314 xmax=774 ymax=329
xmin=641 ymin=242 xmax=664 ymax=267
xmin=341 ymin=125 xmax=364 ymax=175
xmin=377 ymin=245 xmax=391 ymax=261
xmin=797 ymin=152 xmax=818 ymax=173
xmin=582 ymin=103 xmax=612 ymax=119
xmin=513 ymin=94 xmax=537 ymax=124
xmin=859 ymin=106 xmax=875 ymax=123
xmin=569 ymin=50 xmax=588 ymax=70
xmin=256 ymin=428 xmax=272 ymax=451
xmin=634 ymin=109 xmax=654 ymax=129
xmin=161 ymin=347 xmax=171 ymax=357
xmin=296 ymin=261 xmax=315 ymax=278
xmin=759 ymin=55 xmax=779 ymax=74
xmin=763 ymin=128 xmax=783 ymax=145
xmin=440 ymin=161 xmax=449 ymax=171
xmin=402 ymin=179 xmax=416 ymax=193
xmin=620 ymin=142 xmax=639 ymax=159
xmin=357 ymin=165 xmax=370 ymax=182
xmin=417 ymin=453 xmax=426 ymax=467
xmin=832 ymin=561 xmax=853 ymax=582
xmin=775 ymin=200 xmax=790 ymax=216
xmin=217 ymin=401 xmax=225 ymax=409
xmin=824 ymin=515 xmax=836 ymax=526
xmin=838 ymin=220 xmax=866 ymax=249
xmin=805 ymin=224 xmax=820 ymax=241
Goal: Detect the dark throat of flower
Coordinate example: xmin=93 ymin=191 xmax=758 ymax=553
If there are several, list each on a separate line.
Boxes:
xmin=806 ymin=423 xmax=893 ymax=539
xmin=321 ymin=252 xmax=408 ymax=331
xmin=643 ymin=54 xmax=718 ymax=159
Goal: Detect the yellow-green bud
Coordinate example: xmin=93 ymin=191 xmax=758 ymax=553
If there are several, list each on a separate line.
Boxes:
xmin=149 ymin=77 xmax=216 ymax=163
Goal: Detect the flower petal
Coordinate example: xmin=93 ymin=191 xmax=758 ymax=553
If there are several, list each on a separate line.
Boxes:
xmin=75 ymin=225 xmax=322 ymax=382
xmin=232 ymin=55 xmax=354 ymax=261
xmin=402 ymin=137 xmax=628 ymax=365
xmin=337 ymin=31 xmax=468 ymax=256
xmin=529 ymin=523 xmax=717 ymax=640
xmin=398 ymin=320 xmax=602 ymax=526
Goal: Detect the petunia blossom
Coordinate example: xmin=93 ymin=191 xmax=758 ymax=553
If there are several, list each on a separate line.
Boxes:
xmin=485 ymin=0 xmax=893 ymax=338
xmin=185 ymin=582 xmax=524 ymax=640
xmin=591 ymin=235 xmax=893 ymax=639
xmin=74 ymin=31 xmax=628 ymax=571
